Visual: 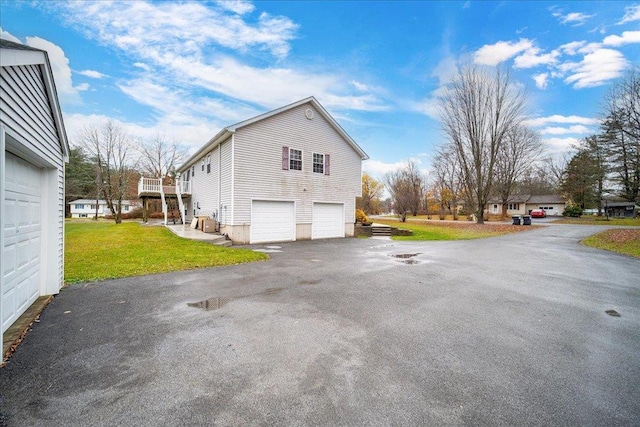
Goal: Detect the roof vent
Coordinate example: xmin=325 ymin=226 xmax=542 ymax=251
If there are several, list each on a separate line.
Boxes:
xmin=305 ymin=108 xmax=314 ymax=120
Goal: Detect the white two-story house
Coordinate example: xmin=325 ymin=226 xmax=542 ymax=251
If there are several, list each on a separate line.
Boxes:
xmin=177 ymin=97 xmax=369 ymax=244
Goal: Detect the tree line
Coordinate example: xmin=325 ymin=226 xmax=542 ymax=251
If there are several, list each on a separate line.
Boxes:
xmin=358 ymin=66 xmax=639 ymax=222
xmin=65 ymin=121 xmax=185 ymax=223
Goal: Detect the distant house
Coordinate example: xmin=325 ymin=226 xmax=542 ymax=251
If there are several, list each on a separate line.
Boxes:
xmin=604 ymin=201 xmax=639 ymax=218
xmin=487 ymin=194 xmax=567 ymax=216
xmin=138 ymin=97 xmax=369 ymax=244
xmin=68 ymin=199 xmax=141 ymax=218
xmin=1 ymin=39 xmax=69 ymax=346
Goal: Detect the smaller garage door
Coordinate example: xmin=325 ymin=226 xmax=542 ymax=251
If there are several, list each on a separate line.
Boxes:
xmin=312 ymin=203 xmax=344 ymax=239
xmin=250 ymin=200 xmax=295 ymax=244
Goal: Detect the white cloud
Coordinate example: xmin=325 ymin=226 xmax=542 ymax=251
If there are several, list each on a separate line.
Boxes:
xmin=603 ymin=31 xmax=640 ymax=46
xmin=543 ymin=137 xmax=581 ymax=154
xmin=44 ymin=1 xmax=386 ymax=113
xmin=24 ymin=36 xmax=83 ymax=105
xmin=563 ymin=48 xmax=628 ymax=88
xmin=524 ymin=114 xmax=600 ymax=127
xmin=559 ymin=41 xmax=587 ymax=55
xmin=617 ymin=4 xmax=640 ymax=25
xmin=351 ymin=80 xmax=369 ymax=92
xmin=78 ymin=69 xmax=107 ymax=79
xmin=76 ymin=83 xmax=90 ymax=91
xmin=57 ymin=1 xmax=298 ymax=59
xmin=0 ymin=27 xmax=21 ymax=43
xmin=407 ymin=96 xmax=440 ymax=119
xmin=215 ymin=0 xmax=255 ymax=15
xmin=533 ymin=73 xmax=549 ymax=89
xmin=64 ymin=112 xmax=217 ymax=153
xmin=514 ymin=47 xmax=559 ymax=68
xmin=363 ymin=157 xmax=427 ymax=179
xmin=474 ymin=39 xmax=533 ymax=65
xmin=539 ymin=125 xmax=592 ymax=135
xmin=552 ymin=10 xmax=594 ymax=26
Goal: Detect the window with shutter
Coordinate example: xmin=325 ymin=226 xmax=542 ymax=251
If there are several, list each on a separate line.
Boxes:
xmin=313 ymin=153 xmax=324 ymax=174
xmin=289 ymin=149 xmax=302 ymax=171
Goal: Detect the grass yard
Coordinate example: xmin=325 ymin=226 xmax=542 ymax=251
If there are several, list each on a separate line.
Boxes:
xmin=582 ymin=228 xmax=640 ymax=258
xmin=65 ymin=221 xmax=268 ymax=283
xmin=375 ymin=219 xmax=539 ymax=241
xmin=552 ymin=216 xmax=640 ymax=226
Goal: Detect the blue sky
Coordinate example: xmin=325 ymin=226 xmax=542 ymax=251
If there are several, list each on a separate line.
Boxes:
xmin=1 ymin=1 xmax=639 ymax=178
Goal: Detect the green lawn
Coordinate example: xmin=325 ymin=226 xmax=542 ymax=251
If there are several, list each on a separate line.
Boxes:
xmin=553 ymin=217 xmax=640 ymax=226
xmin=582 ymin=228 xmax=640 ymax=258
xmin=374 ymin=219 xmax=535 ymax=241
xmin=65 ymin=221 xmax=268 ymax=283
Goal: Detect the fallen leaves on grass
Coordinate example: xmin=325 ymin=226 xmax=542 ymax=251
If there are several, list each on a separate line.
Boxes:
xmin=582 ymin=228 xmax=640 ymax=258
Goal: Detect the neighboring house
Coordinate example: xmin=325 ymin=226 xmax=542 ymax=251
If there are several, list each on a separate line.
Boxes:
xmin=68 ymin=199 xmax=141 ymax=218
xmin=604 ymin=201 xmax=639 ymax=218
xmin=487 ymin=194 xmax=567 ymax=216
xmin=175 ymin=96 xmax=369 ymax=244
xmin=1 ymin=39 xmax=69 ymax=345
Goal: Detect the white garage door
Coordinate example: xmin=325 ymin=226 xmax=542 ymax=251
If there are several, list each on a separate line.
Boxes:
xmin=250 ymin=200 xmax=295 ymax=244
xmin=312 ymin=203 xmax=344 ymax=239
xmin=2 ymin=152 xmax=42 ymax=334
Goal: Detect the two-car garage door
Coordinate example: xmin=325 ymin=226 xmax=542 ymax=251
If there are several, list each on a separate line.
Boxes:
xmin=249 ymin=201 xmax=345 ymax=243
xmin=2 ymin=152 xmax=42 ymax=335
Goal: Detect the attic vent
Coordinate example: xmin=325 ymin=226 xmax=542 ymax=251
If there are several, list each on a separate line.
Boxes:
xmin=305 ymin=108 xmax=314 ymax=120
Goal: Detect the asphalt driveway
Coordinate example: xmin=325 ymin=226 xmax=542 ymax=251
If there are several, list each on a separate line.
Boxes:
xmin=1 ymin=224 xmax=639 ymax=426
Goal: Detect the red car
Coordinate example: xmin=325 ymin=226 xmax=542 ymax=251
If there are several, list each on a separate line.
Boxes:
xmin=530 ymin=209 xmax=546 ymax=218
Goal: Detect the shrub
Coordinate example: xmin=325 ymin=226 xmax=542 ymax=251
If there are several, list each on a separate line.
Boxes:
xmin=563 ymin=204 xmax=583 ymax=217
xmin=356 ymin=208 xmax=369 ymax=224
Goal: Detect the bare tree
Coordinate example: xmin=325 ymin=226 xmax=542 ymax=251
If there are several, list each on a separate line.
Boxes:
xmin=432 ymin=145 xmax=464 ymax=219
xmin=384 ymin=161 xmax=425 ymax=222
xmin=137 ymin=134 xmax=186 ymax=182
xmin=494 ymin=125 xmax=542 ymax=217
xmin=78 ymin=121 xmax=137 ymax=224
xmin=438 ymin=66 xmax=527 ymax=223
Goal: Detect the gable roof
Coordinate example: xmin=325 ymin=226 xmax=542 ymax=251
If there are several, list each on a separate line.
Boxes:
xmin=178 ymin=96 xmax=368 ymax=172
xmin=0 ymin=38 xmax=70 ymax=160
xmin=527 ymin=194 xmax=566 ymax=204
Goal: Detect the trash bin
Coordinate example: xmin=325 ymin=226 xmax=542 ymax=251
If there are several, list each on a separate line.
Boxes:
xmin=512 ymin=215 xmax=521 ymax=225
xmin=522 ymin=215 xmax=531 ymax=225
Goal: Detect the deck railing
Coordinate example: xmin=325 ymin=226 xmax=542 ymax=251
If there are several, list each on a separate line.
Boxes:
xmin=138 ymin=177 xmax=191 ymax=196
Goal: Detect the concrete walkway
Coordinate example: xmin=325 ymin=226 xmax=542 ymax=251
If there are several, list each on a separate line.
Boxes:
xmin=165 ymin=224 xmax=232 ymax=246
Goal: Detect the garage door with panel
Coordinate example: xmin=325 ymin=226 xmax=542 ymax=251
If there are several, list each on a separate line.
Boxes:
xmin=250 ymin=200 xmax=295 ymax=244
xmin=2 ymin=152 xmax=42 ymax=334
xmin=312 ymin=203 xmax=344 ymax=239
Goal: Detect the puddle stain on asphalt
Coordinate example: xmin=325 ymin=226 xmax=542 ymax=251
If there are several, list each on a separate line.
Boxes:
xmin=188 ymin=287 xmax=285 ymax=311
xmin=605 ymin=309 xmax=621 ymax=317
xmin=390 ymin=253 xmax=421 ymax=264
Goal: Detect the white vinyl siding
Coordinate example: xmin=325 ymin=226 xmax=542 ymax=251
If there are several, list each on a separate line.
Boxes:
xmin=219 ymin=139 xmax=233 ymax=225
xmin=0 ymin=62 xmax=65 ymax=293
xmin=232 ymin=103 xmax=361 ymax=227
xmin=186 ymin=144 xmax=221 ymax=222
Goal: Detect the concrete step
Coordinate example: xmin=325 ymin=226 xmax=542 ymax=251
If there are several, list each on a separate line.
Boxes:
xmin=207 ymin=235 xmax=233 ymax=247
xmin=371 ymin=225 xmax=392 ymax=236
